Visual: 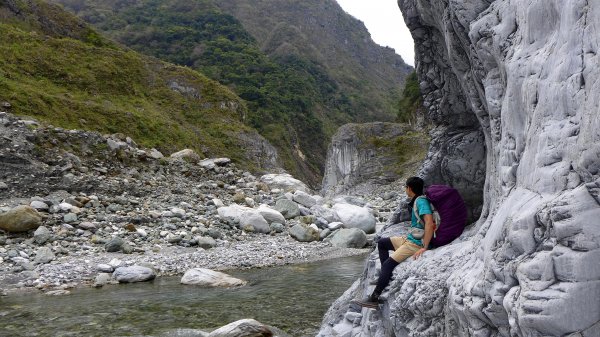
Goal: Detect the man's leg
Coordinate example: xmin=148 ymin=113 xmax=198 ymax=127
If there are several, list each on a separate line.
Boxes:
xmin=389 ymin=239 xmax=420 ymax=263
xmin=352 ymin=259 xmax=406 ymax=308
xmin=371 ymin=257 xmax=399 ymax=297
xmin=377 ymin=237 xmax=395 ymax=265
xmin=374 ymin=241 xmax=418 ymax=294
xmin=354 ymin=240 xmax=420 ymax=308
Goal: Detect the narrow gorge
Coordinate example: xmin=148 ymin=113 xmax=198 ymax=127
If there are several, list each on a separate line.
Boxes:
xmin=2 ymin=0 xmax=599 ymax=336
xmin=319 ymin=0 xmax=600 ymax=336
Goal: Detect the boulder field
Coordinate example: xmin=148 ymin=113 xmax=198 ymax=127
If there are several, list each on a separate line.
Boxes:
xmin=0 ymin=111 xmax=403 ymax=295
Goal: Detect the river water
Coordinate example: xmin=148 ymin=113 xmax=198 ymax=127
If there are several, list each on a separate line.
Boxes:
xmin=0 ymin=254 xmax=367 ymax=336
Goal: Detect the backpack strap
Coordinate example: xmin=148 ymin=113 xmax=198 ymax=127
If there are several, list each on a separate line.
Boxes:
xmin=413 ymin=196 xmax=438 ymax=238
xmin=413 ymin=196 xmax=427 ymax=226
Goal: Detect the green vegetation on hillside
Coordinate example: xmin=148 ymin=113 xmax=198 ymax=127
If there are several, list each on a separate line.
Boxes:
xmin=368 ymin=130 xmax=429 ymax=176
xmin=0 ymin=0 xmax=111 ymax=47
xmin=0 ymin=3 xmax=258 ymax=166
xmin=213 ymin=0 xmax=411 ymax=123
xmin=50 ymin=0 xmax=409 ymax=186
xmin=397 ymin=71 xmax=423 ymax=123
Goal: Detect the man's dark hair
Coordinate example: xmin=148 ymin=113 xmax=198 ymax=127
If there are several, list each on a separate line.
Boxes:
xmin=406 ymin=176 xmax=425 ymax=196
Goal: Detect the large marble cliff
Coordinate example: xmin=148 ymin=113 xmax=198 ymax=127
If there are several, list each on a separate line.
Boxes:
xmin=319 ymin=0 xmax=600 ymax=336
xmin=320 ymin=123 xmax=428 ymax=199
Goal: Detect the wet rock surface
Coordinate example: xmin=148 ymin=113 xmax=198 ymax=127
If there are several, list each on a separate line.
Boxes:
xmin=180 ymin=268 xmax=246 ymax=287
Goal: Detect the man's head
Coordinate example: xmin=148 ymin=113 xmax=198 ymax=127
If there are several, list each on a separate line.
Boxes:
xmin=405 ymin=176 xmax=424 ymax=197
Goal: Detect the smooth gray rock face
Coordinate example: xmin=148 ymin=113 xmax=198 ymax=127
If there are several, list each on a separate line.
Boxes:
xmin=256 ymin=205 xmax=286 ymax=224
xmin=180 ymin=268 xmax=246 ymax=287
xmin=113 ymin=266 xmax=155 ymax=283
xmin=207 ymin=319 xmax=272 ymax=337
xmin=329 ymin=228 xmax=367 ymax=249
xmin=418 ymin=128 xmax=486 ymax=221
xmin=321 ymin=123 xmax=426 ymax=198
xmin=332 ymin=203 xmax=376 ymax=234
xmin=239 ymin=211 xmax=270 ymax=234
xmin=320 ymin=1 xmax=600 ymax=337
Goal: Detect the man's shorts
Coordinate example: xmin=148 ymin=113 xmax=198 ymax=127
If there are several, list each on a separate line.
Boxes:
xmin=389 ymin=236 xmax=422 ymax=262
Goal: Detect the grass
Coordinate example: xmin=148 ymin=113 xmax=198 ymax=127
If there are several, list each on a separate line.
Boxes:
xmin=0 ymin=22 xmax=256 ymax=165
xmin=367 ymin=130 xmax=430 ymax=176
xmin=46 ymin=0 xmax=414 ymax=186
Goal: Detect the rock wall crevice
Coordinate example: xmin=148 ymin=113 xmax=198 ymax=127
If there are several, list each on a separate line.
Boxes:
xmin=401 ymin=0 xmax=488 ymax=221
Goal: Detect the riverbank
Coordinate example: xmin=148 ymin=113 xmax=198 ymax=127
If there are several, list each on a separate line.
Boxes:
xmin=1 ymin=254 xmax=369 ymax=337
xmin=0 ymin=233 xmax=370 ymax=295
xmin=0 ymin=111 xmax=399 ymax=295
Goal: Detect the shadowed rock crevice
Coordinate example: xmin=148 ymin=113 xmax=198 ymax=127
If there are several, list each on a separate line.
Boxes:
xmin=401 ymin=0 xmax=489 ymax=221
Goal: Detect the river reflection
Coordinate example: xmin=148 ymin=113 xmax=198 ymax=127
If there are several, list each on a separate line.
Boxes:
xmin=0 ymin=254 xmax=367 ymax=337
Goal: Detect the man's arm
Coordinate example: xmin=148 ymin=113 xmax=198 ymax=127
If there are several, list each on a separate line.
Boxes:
xmin=413 ymin=213 xmax=434 ymax=259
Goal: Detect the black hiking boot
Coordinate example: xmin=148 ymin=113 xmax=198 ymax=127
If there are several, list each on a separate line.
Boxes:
xmin=351 ymin=291 xmax=381 ymax=309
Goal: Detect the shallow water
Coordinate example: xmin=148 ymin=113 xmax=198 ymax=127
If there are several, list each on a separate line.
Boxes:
xmin=0 ymin=254 xmax=367 ymax=336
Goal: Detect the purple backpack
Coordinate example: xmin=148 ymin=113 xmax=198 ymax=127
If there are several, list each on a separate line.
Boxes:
xmin=419 ymin=185 xmax=468 ymax=247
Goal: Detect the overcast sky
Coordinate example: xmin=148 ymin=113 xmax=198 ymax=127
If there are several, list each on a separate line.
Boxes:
xmin=335 ymin=0 xmax=415 ymax=66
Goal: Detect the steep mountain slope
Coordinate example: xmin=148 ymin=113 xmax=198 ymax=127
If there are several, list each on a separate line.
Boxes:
xmin=0 ymin=0 xmax=277 ymax=171
xmin=321 ymin=123 xmax=428 ymax=198
xmin=214 ymin=0 xmax=413 ymax=122
xmin=48 ymin=0 xmax=412 ymax=187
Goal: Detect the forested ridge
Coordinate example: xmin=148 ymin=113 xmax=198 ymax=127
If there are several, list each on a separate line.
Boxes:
xmin=50 ymin=0 xmax=414 ymax=186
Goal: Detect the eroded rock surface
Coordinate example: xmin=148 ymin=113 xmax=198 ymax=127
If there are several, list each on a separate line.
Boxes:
xmin=321 ymin=123 xmax=428 ymax=198
xmin=180 ymin=268 xmax=246 ymax=287
xmin=320 ymin=1 xmax=600 ymax=336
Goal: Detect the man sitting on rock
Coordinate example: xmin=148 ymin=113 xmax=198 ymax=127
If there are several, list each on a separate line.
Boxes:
xmin=352 ymin=176 xmax=434 ymax=308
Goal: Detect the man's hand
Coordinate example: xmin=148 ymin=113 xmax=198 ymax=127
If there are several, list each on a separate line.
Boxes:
xmin=413 ymin=248 xmax=427 ymax=259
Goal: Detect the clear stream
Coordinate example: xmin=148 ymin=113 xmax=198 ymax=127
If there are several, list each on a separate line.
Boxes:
xmin=0 ymin=254 xmax=367 ymax=337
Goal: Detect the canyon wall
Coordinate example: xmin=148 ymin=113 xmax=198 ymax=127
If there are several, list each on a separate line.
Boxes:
xmin=319 ymin=1 xmax=600 ymax=336
xmin=321 ymin=123 xmax=428 ymax=198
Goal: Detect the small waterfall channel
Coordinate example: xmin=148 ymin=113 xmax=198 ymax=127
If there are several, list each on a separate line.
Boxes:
xmin=0 ymin=254 xmax=367 ymax=336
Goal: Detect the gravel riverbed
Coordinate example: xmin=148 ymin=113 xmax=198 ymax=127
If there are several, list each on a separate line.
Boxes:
xmin=0 ymin=112 xmax=403 ymax=296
